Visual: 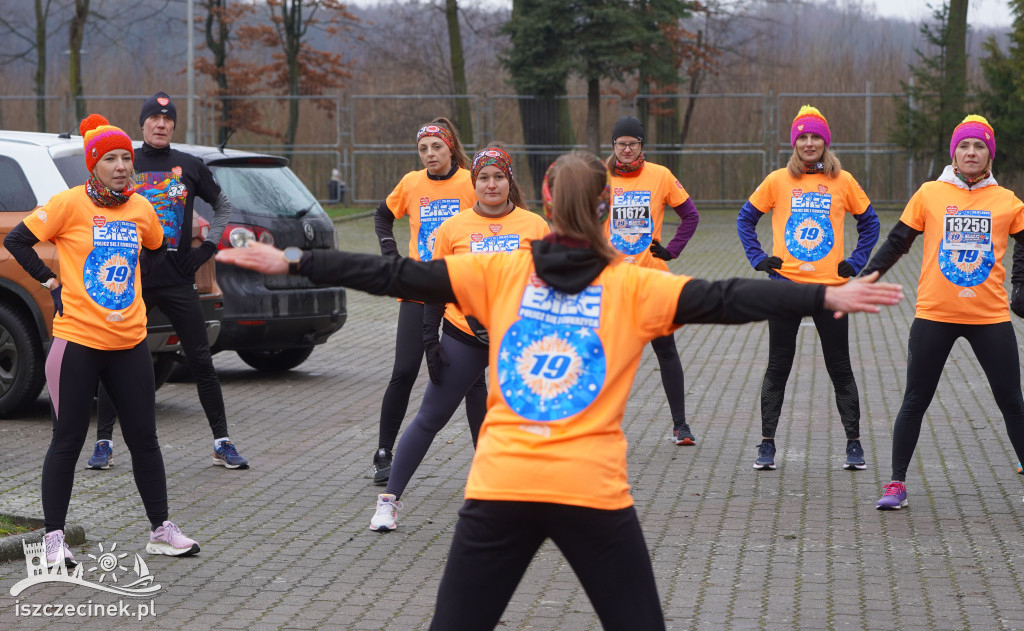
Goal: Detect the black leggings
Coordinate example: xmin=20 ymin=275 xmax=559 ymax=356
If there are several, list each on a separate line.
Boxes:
xmin=429 ymin=500 xmax=665 ymax=631
xmin=44 ymin=339 xmax=168 ymax=532
xmin=760 ymin=311 xmax=859 ymax=439
xmin=386 ymin=334 xmax=488 ymax=499
xmin=890 ymin=318 xmax=1024 ymax=482
xmin=378 ymin=300 xmax=486 ymax=451
xmin=97 ymin=282 xmax=227 ymax=440
xmin=651 ymin=334 xmax=686 ymax=425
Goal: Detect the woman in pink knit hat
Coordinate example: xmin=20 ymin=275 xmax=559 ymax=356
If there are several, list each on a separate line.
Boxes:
xmin=737 ymin=105 xmax=880 ymax=472
xmin=3 ymin=114 xmax=201 ymax=566
xmin=862 ymin=114 xmax=1024 ymax=510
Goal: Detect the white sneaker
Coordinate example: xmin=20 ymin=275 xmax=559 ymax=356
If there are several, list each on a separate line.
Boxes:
xmin=44 ymin=530 xmax=76 ymax=567
xmin=369 ymin=494 xmax=402 ymax=532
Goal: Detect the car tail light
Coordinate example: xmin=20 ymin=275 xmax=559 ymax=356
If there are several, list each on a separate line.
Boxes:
xmin=195 ymin=215 xmax=210 ymax=241
xmin=167 ymin=335 xmax=179 ymax=345
xmin=219 ymin=223 xmax=275 ymax=249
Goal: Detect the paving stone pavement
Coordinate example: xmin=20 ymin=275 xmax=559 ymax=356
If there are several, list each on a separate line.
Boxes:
xmin=2 ymin=209 xmax=1024 ymax=630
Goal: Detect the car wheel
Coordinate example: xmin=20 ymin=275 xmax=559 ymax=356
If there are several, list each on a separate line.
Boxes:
xmin=237 ymin=347 xmax=315 ymax=372
xmin=153 ymin=354 xmax=177 ymax=391
xmin=0 ymin=303 xmax=46 ymax=417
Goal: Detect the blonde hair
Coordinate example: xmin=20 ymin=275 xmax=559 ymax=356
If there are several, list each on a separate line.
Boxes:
xmin=422 ymin=116 xmax=470 ymax=170
xmin=547 ymin=152 xmax=618 ymax=263
xmin=786 ymin=146 xmax=842 ymax=179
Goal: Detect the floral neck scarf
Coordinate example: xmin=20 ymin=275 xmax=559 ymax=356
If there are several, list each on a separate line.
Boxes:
xmin=86 ymin=174 xmax=134 ymax=208
xmin=802 ymin=160 xmax=825 ymax=175
xmin=614 ymin=153 xmax=645 ymax=176
xmin=953 ymin=165 xmax=991 ymax=187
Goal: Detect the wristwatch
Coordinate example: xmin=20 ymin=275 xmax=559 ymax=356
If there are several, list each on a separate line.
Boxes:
xmin=41 ymin=277 xmax=59 ymax=290
xmin=282 ymin=247 xmax=303 ymax=275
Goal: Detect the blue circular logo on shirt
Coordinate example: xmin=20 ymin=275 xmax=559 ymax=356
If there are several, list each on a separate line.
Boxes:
xmin=937 ymin=247 xmax=993 ymax=287
xmin=84 ymin=247 xmax=138 ymax=310
xmin=784 ymin=213 xmax=835 ymax=261
xmin=610 ymin=232 xmax=652 ymax=256
xmin=497 ymin=319 xmax=606 ymax=421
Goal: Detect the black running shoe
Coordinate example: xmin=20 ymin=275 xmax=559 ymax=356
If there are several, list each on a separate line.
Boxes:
xmin=672 ymin=422 xmax=696 ymax=446
xmin=373 ymin=448 xmax=392 ymax=485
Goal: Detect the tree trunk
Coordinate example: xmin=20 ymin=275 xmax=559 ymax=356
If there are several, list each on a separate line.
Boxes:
xmin=69 ymin=0 xmax=89 ymax=122
xmin=444 ymin=0 xmax=473 ymax=144
xmin=34 ymin=0 xmax=47 ymax=132
xmin=657 ymin=99 xmax=680 ymax=173
xmin=517 ymin=93 xmax=571 ymax=198
xmin=586 ymin=77 xmax=601 ymax=155
xmin=205 ymin=0 xmax=232 ymax=145
xmin=946 ymin=0 xmax=969 ymax=127
xmin=280 ymin=0 xmax=302 ymax=158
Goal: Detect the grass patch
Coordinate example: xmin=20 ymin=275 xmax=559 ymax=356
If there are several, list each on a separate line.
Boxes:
xmin=321 ymin=204 xmax=373 ymax=221
xmin=0 ymin=514 xmax=32 ymax=537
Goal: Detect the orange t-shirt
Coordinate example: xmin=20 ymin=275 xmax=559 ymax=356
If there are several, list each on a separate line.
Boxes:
xmin=432 ymin=206 xmax=550 ymax=335
xmin=385 ymin=168 xmax=476 ymax=262
xmin=748 ymin=169 xmax=871 ymax=285
xmin=445 ymin=248 xmax=690 ymax=510
xmin=605 ymin=162 xmax=690 ymax=271
xmin=23 ymin=187 xmax=164 ymax=350
xmin=900 ymin=180 xmax=1024 ymax=325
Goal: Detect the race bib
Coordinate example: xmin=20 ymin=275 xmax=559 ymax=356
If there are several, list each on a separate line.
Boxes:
xmin=784 ymin=191 xmax=835 ymax=261
xmin=610 ymin=190 xmax=653 ymax=255
xmin=498 ymin=284 xmax=606 ymax=421
xmin=83 ymin=220 xmax=139 ymax=310
xmin=938 ymin=209 xmax=993 ymax=286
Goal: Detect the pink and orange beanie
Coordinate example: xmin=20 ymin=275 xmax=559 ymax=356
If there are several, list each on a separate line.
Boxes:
xmin=791 ymin=105 xmax=831 ymax=147
xmin=950 ymin=115 xmax=995 ymax=159
xmin=80 ymin=114 xmax=134 ymax=173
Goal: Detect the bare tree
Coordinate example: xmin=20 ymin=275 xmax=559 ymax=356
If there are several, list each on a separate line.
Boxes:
xmin=0 ymin=0 xmax=56 ymax=131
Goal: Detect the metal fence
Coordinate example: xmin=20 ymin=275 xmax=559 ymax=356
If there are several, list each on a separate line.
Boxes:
xmin=0 ymin=89 xmax=919 ymax=207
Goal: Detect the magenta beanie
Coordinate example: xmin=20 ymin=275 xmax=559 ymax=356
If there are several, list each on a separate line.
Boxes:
xmin=790 ymin=105 xmax=831 ymax=147
xmin=950 ymin=115 xmax=995 ymax=160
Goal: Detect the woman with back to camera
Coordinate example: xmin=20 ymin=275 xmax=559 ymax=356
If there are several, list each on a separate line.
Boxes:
xmin=736 ymin=105 xmax=880 ymax=472
xmin=370 ymin=117 xmax=484 ymax=485
xmin=862 ymin=115 xmax=1024 ymax=510
xmin=3 ymin=115 xmax=200 ymax=566
xmin=217 ymin=151 xmax=902 ymax=630
xmin=605 ymin=116 xmax=700 ymax=445
xmin=369 ymin=143 xmax=550 ymax=532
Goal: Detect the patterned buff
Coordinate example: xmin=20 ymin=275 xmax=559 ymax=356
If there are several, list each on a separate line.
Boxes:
xmin=471 ymin=147 xmax=514 ymax=185
xmin=542 ymin=159 xmax=611 ymax=222
xmin=613 ymin=153 xmax=646 ymax=176
xmin=416 ymin=123 xmax=455 ymax=153
xmin=801 ymin=160 xmax=825 ymax=175
xmin=86 ymin=173 xmax=135 ymax=208
xmin=953 ymin=165 xmax=991 ymax=186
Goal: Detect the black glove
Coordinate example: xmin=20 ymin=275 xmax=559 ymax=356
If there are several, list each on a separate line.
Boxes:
xmin=649 ymin=239 xmax=673 ymax=261
xmin=423 ymin=338 xmax=448 ymax=385
xmin=50 ymin=284 xmax=63 ymax=317
xmin=181 ymin=241 xmax=218 ymax=276
xmin=837 ymin=260 xmax=856 ymax=278
xmin=1012 ymin=283 xmax=1024 ymax=318
xmin=754 ymin=256 xmax=782 ymax=274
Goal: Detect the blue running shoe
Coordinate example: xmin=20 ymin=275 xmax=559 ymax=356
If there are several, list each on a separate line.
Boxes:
xmin=844 ymin=440 xmax=866 ymax=470
xmin=87 ymin=440 xmax=113 ymax=470
xmin=876 ymin=482 xmax=908 ymax=510
xmin=213 ymin=440 xmax=249 ymax=469
xmin=753 ymin=442 xmax=776 ymax=470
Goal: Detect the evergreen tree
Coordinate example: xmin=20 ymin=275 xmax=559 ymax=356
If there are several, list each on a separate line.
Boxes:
xmin=978 ymin=0 xmax=1024 ymax=182
xmin=891 ymin=1 xmax=970 ymax=181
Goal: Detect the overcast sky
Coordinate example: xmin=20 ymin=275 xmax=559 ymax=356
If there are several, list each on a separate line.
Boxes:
xmin=859 ymin=0 xmax=1011 ymax=27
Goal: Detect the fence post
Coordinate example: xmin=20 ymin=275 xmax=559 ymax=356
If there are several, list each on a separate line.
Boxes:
xmin=865 ymin=80 xmax=871 ymax=191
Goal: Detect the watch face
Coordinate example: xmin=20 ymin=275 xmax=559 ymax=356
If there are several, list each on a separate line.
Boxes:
xmin=284 ymin=247 xmax=302 ymax=263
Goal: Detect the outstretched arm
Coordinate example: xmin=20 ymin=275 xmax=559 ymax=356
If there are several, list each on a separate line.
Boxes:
xmin=216 ymin=242 xmax=456 ymax=303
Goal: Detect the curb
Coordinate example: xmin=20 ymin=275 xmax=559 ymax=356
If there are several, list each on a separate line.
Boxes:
xmin=0 ymin=516 xmax=85 ymax=564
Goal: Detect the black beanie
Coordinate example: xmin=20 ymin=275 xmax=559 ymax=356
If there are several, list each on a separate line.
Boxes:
xmin=139 ymin=92 xmax=177 ymax=127
xmin=611 ymin=116 xmax=644 ymax=143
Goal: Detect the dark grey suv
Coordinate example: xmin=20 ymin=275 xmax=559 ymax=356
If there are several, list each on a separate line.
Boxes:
xmin=179 ymin=144 xmax=347 ymax=371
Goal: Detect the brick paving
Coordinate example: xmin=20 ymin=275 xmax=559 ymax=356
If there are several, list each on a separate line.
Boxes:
xmin=2 ymin=209 xmax=1024 ymax=630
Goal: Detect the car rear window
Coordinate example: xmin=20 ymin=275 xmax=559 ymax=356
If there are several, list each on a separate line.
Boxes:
xmin=210 ymin=164 xmax=325 ymax=219
xmin=53 ymin=154 xmax=91 ymax=188
xmin=0 ymin=156 xmax=38 ymax=212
